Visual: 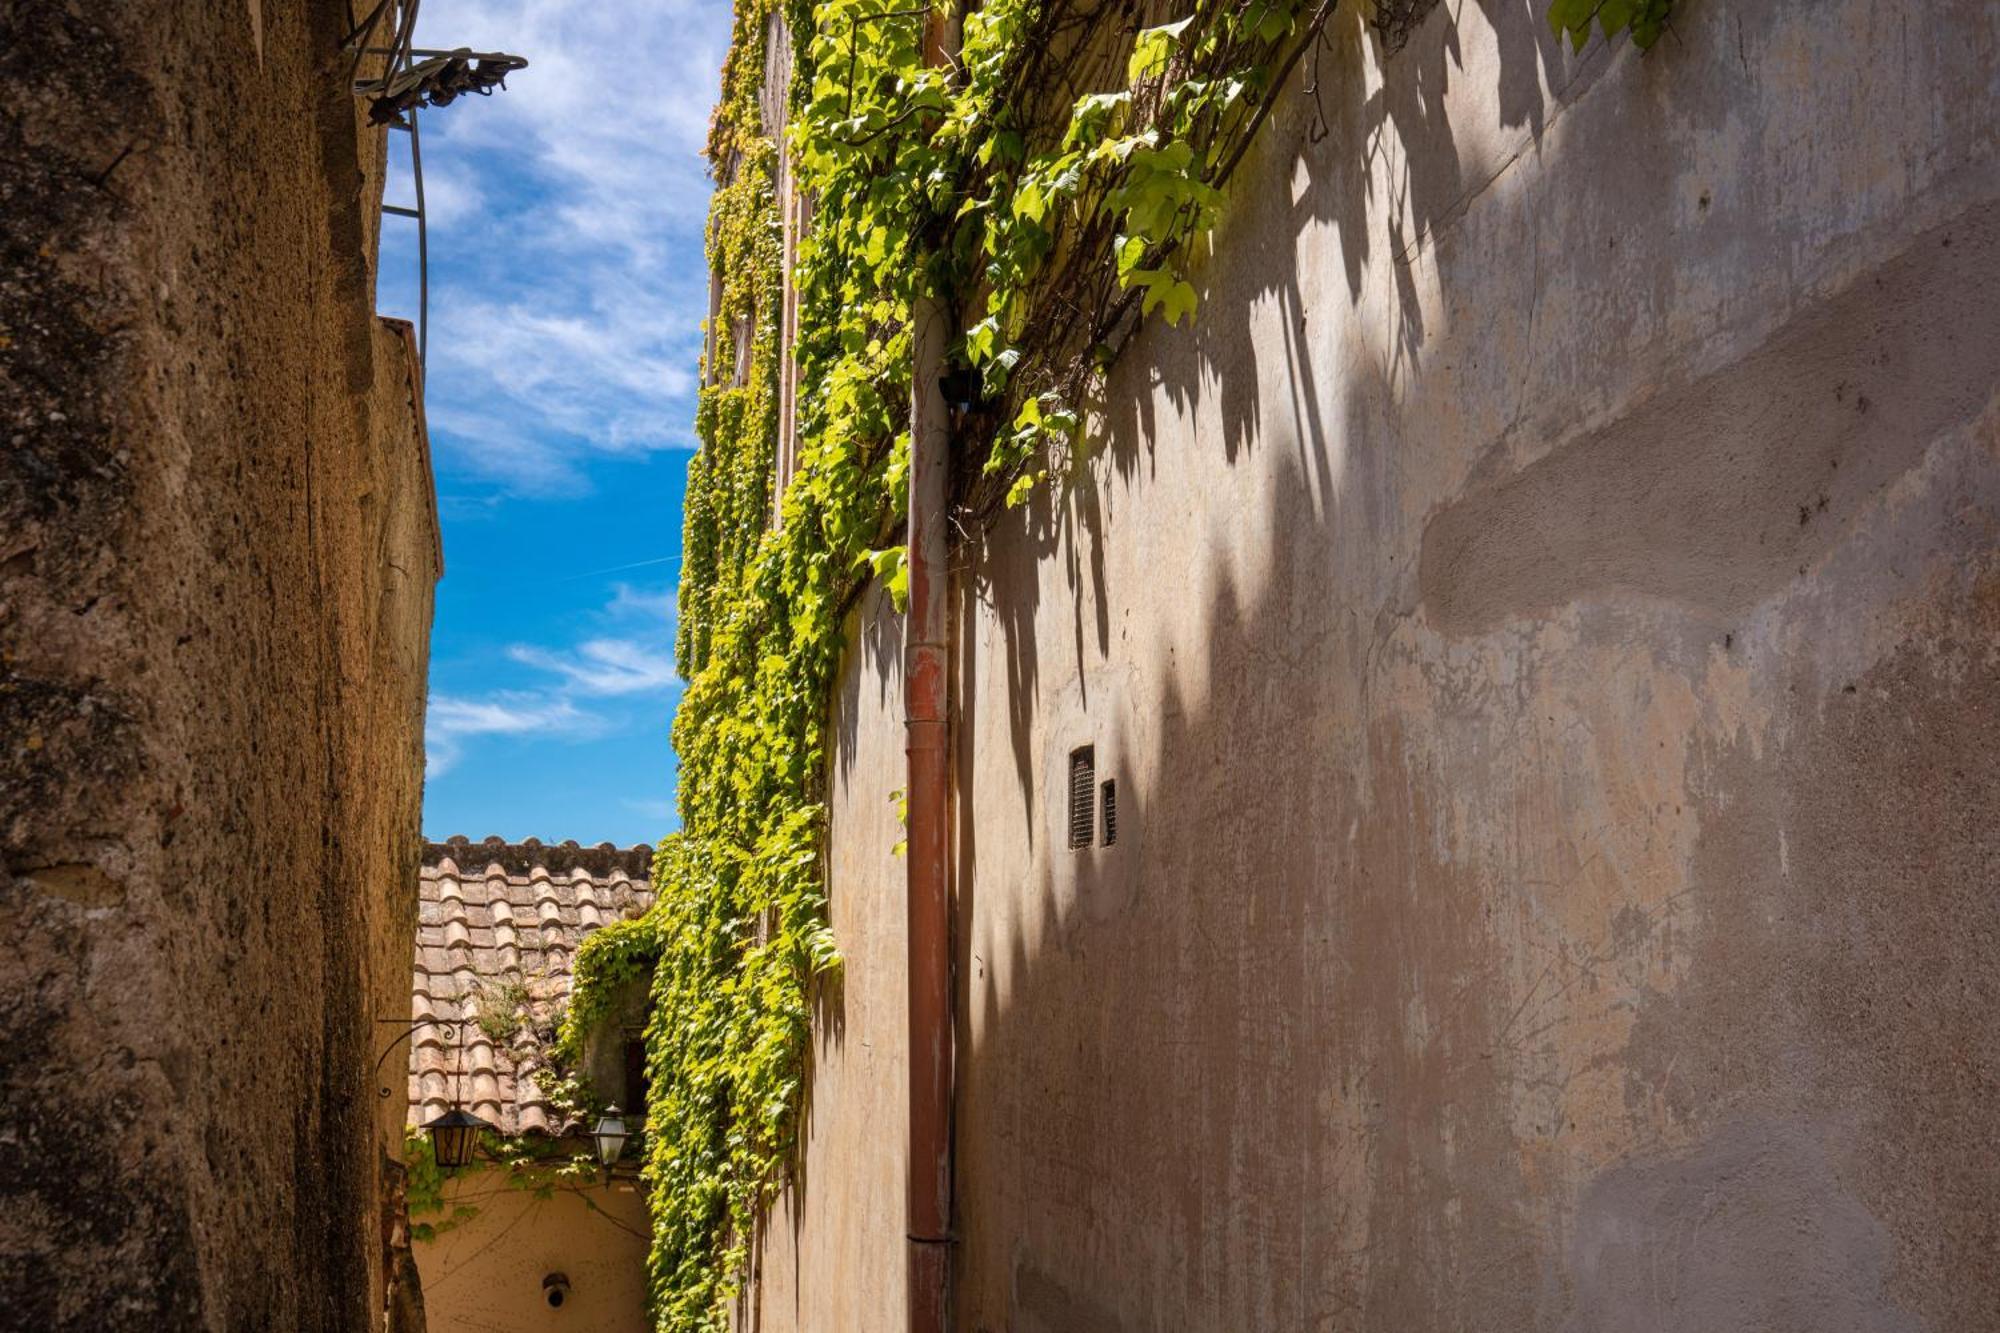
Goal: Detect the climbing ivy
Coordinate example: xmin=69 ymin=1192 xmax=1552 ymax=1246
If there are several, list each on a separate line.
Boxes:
xmin=403 ymin=1130 xmax=478 ymax=1243
xmin=1549 ymin=0 xmax=1674 ymax=50
xmin=569 ymin=0 xmax=1678 ymax=1326
xmin=403 ymin=1127 xmax=618 ymax=1243
xmin=565 ymin=1 xmax=840 ymax=1323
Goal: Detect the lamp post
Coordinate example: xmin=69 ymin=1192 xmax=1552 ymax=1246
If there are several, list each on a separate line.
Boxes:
xmin=593 ymin=1105 xmax=629 ymax=1168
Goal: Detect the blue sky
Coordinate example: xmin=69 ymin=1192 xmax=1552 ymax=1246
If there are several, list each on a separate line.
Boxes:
xmin=375 ymin=0 xmax=731 ymax=847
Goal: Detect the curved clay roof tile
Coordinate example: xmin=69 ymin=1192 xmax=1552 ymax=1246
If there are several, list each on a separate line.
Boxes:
xmin=412 ymin=839 xmax=658 ymax=1136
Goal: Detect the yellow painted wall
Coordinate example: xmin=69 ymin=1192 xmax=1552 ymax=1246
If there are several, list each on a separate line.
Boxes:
xmin=417 ymin=1173 xmax=651 ymax=1332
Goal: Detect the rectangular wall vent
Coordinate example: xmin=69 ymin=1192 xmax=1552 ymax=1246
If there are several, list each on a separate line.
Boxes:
xmin=1067 ymin=747 xmax=1096 ymax=850
xmin=1100 ymin=779 xmax=1117 ymax=847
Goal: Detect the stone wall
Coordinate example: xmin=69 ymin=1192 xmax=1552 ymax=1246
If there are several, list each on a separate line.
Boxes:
xmin=753 ymin=1 xmax=2000 ymax=1328
xmin=1 ymin=2 xmax=439 ymax=1327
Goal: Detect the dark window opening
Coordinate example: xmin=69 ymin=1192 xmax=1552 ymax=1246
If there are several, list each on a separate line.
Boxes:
xmin=1101 ymin=779 xmax=1118 ymax=847
xmin=1067 ymin=747 xmax=1095 ymax=850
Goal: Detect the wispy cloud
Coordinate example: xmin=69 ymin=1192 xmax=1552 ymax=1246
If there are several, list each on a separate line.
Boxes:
xmin=416 ymin=0 xmax=720 ymax=231
xmin=507 ymin=637 xmax=679 ymax=696
xmin=607 ymin=580 xmax=677 ymax=620
xmin=426 ymin=691 xmax=595 ymax=775
xmin=387 ymin=0 xmax=726 ymax=493
xmin=425 ymin=582 xmax=682 ymax=777
xmin=385 ymin=154 xmax=483 ymax=228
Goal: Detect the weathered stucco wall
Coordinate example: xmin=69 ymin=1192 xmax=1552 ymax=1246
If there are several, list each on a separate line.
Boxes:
xmin=743 ymin=587 xmax=910 ymax=1332
xmin=762 ymin=0 xmax=2000 ymax=1328
xmin=416 ymin=1174 xmax=651 ymax=1332
xmin=1 ymin=2 xmax=438 ymax=1327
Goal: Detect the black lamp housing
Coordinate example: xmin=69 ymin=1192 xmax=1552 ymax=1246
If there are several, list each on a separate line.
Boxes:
xmin=423 ymin=1107 xmax=492 ymax=1170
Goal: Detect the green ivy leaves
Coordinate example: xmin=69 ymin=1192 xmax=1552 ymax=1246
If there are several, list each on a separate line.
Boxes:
xmin=578 ymin=1 xmax=1686 ymax=1326
xmin=1128 ymin=16 xmax=1194 ymax=81
xmin=861 ymin=544 xmax=911 ymax=608
xmin=1548 ymin=0 xmax=1675 ymax=51
xmin=1130 ymin=268 xmax=1201 ymax=325
xmin=568 ymin=0 xmax=856 ymax=1324
xmin=590 ymin=1 xmax=1322 ymax=1322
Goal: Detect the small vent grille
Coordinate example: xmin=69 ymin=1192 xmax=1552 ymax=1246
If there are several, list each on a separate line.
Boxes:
xmin=1067 ymin=747 xmax=1096 ymax=850
xmin=1100 ymin=779 xmax=1118 ymax=847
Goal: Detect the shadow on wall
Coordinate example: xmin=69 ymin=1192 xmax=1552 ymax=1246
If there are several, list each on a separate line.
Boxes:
xmin=960 ymin=276 xmax=2000 ymax=1333
xmin=976 ymin=0 xmax=1601 ymax=830
xmin=946 ymin=1 xmax=2000 ymax=1329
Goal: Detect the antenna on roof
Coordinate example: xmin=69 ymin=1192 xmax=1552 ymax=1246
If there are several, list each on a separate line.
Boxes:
xmin=352 ymin=48 xmax=530 ymax=126
xmin=340 ymin=0 xmax=528 ymax=371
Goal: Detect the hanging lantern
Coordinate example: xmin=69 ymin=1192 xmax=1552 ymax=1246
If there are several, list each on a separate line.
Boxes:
xmin=593 ymin=1105 xmax=629 ymax=1167
xmin=424 ymin=1107 xmax=491 ymax=1170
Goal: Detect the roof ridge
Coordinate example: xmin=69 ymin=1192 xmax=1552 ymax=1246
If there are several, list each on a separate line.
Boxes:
xmin=423 ymin=836 xmax=652 ymax=879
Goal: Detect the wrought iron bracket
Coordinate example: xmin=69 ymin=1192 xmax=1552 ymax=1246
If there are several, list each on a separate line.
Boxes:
xmin=374 ymin=1016 xmax=460 ymax=1099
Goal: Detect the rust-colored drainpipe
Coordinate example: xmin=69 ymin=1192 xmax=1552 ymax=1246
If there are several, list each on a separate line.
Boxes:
xmin=907 ymin=13 xmax=961 ymax=1330
xmin=905 ymin=284 xmax=954 ymax=1333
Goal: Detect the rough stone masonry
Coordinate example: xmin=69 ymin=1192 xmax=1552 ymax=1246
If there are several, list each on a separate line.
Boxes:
xmin=1 ymin=2 xmax=439 ymax=1327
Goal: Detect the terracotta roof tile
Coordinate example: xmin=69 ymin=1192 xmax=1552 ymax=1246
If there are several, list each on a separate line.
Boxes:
xmin=407 ymin=837 xmax=653 ymax=1137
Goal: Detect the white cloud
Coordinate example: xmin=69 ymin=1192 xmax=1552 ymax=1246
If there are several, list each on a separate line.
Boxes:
xmin=415 ymin=0 xmax=722 ymax=241
xmin=426 ymin=690 xmax=595 ymax=774
xmin=426 ymin=294 xmax=699 ymax=466
xmin=434 ymin=489 xmax=506 ymax=523
xmin=507 ymin=636 xmax=679 ymax=696
xmin=607 ymin=580 xmax=677 ymax=622
xmin=421 ymin=403 xmax=591 ymax=491
xmin=386 ymin=0 xmax=728 ymax=492
xmin=426 ymin=584 xmax=683 ymax=777
xmin=386 ymin=155 xmax=483 ymax=227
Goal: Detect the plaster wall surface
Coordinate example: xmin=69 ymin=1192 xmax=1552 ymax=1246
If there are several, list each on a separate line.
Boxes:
xmin=743 ymin=585 xmax=912 ymax=1332
xmin=415 ymin=1173 xmax=651 ymax=1333
xmin=758 ymin=0 xmax=2000 ymax=1329
xmin=0 ymin=2 xmax=438 ymax=1327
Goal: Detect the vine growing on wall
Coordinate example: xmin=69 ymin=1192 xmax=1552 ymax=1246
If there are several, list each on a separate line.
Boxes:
xmin=1549 ymin=0 xmax=1674 ymax=51
xmin=404 ymin=1127 xmax=604 ymax=1242
xmin=566 ymin=0 xmax=1678 ymax=1325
